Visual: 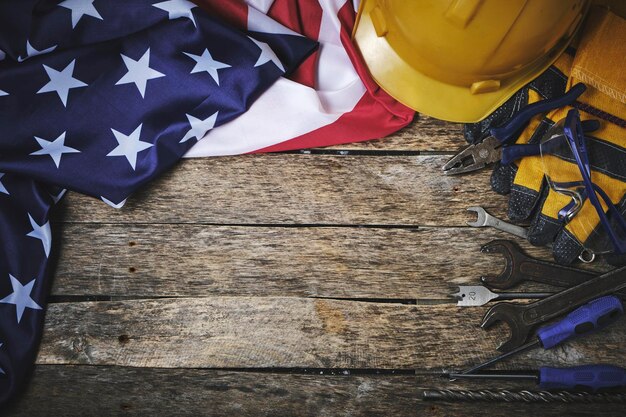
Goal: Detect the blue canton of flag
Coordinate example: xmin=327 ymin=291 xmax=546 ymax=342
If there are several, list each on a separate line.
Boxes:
xmin=0 ymin=0 xmax=317 ymax=406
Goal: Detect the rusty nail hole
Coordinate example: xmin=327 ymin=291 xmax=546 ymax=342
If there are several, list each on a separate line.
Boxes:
xmin=128 ymin=241 xmax=136 ymax=247
xmin=118 ymin=334 xmax=130 ymax=344
xmin=128 ymin=267 xmax=136 ymax=273
xmin=453 ymin=186 xmax=459 ymax=192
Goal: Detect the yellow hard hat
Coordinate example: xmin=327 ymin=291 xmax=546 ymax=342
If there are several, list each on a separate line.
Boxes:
xmin=353 ymin=0 xmax=590 ymax=123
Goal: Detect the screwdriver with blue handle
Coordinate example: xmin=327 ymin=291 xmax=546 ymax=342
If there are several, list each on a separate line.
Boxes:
xmin=458 ymin=295 xmax=624 ymax=375
xmin=447 ymin=365 xmax=626 ymax=392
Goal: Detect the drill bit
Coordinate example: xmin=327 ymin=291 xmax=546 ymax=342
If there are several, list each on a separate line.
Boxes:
xmin=421 ymin=389 xmax=626 ymax=403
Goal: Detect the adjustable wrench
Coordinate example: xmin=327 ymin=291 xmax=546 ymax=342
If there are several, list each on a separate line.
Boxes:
xmin=481 ymin=266 xmax=626 ymax=352
xmin=466 ymin=207 xmax=528 ymax=240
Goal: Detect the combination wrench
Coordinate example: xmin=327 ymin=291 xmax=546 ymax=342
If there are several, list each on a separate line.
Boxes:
xmin=467 ymin=208 xmax=595 ymax=263
xmin=481 ymin=266 xmax=626 ymax=352
xmin=466 ymin=207 xmax=528 ymax=239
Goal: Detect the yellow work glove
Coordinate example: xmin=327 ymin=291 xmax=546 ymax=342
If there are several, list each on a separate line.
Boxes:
xmin=465 ymin=8 xmax=626 ymax=265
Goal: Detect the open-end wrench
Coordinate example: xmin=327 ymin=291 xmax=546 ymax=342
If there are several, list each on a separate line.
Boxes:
xmin=478 ymin=240 xmax=626 ymax=298
xmin=480 ymin=240 xmax=590 ymax=286
xmin=481 ymin=266 xmax=626 ymax=352
xmin=466 ymin=207 xmax=528 ymax=240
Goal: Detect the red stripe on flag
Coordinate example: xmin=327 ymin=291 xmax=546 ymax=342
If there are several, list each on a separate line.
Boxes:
xmin=267 ymin=0 xmax=322 ymax=88
xmin=254 ymin=91 xmax=414 ymax=152
xmin=254 ymin=1 xmax=414 ymax=152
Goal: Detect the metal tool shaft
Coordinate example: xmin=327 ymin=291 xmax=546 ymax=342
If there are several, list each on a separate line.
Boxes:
xmin=421 ymin=389 xmax=626 ymax=403
xmin=453 ymin=285 xmax=552 ymax=307
xmin=459 ymin=340 xmax=539 ymax=375
xmin=448 ymin=373 xmax=538 ymax=382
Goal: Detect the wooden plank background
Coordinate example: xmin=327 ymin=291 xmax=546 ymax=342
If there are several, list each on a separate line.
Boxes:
xmin=4 ymin=116 xmax=623 ymax=416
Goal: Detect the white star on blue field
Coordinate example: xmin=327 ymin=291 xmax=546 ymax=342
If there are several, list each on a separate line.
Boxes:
xmin=30 ymin=132 xmax=80 ymax=168
xmin=0 ymin=274 xmax=42 ymax=324
xmin=107 ymin=124 xmax=154 ymax=170
xmin=0 ymin=174 xmax=8 ymax=195
xmin=184 ymin=49 xmax=231 ymax=85
xmin=37 ymin=60 xmax=87 ymax=106
xmin=180 ymin=112 xmax=219 ymax=143
xmin=116 ymin=49 xmax=165 ymax=98
xmin=18 ymin=40 xmax=57 ymax=62
xmin=153 ymin=0 xmax=198 ymax=26
xmin=249 ymin=37 xmax=285 ymax=72
xmin=26 ymin=214 xmax=52 ymax=258
xmin=58 ymin=0 xmax=103 ymax=28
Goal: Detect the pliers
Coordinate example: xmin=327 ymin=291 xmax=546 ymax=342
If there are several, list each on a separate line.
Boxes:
xmin=442 ymin=83 xmax=588 ymax=175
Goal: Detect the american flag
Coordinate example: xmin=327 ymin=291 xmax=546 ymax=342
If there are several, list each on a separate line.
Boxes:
xmin=0 ymin=0 xmax=317 ymax=405
xmin=186 ymin=0 xmax=414 ymax=156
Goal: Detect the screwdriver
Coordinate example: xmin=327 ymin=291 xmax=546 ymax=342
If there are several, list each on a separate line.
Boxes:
xmin=460 ymin=295 xmax=623 ymax=375
xmin=448 ymin=365 xmax=626 ymax=393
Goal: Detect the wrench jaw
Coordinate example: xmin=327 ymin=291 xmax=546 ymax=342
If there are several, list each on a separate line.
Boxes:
xmin=466 ymin=206 xmax=487 ymax=227
xmin=479 ymin=240 xmax=517 ymax=290
xmin=481 ymin=302 xmax=531 ymax=353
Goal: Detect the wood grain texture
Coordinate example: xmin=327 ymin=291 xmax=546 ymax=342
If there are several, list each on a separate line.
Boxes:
xmin=5 ymin=366 xmax=625 ymax=417
xmin=318 ymin=115 xmax=465 ymax=151
xmin=55 ymin=155 xmax=509 ymax=226
xmin=52 ymin=224 xmax=607 ymax=298
xmin=22 ymin=108 xmax=622 ymax=417
xmin=37 ymin=298 xmax=626 ymax=370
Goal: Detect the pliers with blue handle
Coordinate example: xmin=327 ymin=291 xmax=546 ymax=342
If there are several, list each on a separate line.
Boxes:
xmin=442 ymin=83 xmax=593 ymax=175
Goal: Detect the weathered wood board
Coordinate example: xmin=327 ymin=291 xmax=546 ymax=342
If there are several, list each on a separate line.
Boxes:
xmin=5 ymin=116 xmax=625 ymax=416
xmin=57 ymin=154 xmax=517 ymax=227
xmin=52 ymin=225 xmax=606 ymax=299
xmin=6 ymin=366 xmax=626 ymax=417
xmin=36 ymin=298 xmax=626 ymax=370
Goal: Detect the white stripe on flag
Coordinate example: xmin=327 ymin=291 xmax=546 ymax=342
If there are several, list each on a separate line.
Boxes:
xmin=186 ymin=0 xmax=365 ymax=157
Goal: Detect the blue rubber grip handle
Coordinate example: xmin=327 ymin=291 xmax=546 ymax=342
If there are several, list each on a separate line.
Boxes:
xmin=490 ymin=83 xmax=587 ymax=144
xmin=539 ymin=365 xmax=626 ymax=392
xmin=537 ymin=295 xmax=623 ymax=349
xmin=499 ymin=119 xmax=599 ymax=165
xmin=501 ymin=144 xmax=541 ymax=165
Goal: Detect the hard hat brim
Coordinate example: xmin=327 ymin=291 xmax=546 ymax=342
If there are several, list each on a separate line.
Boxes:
xmin=352 ymin=6 xmax=580 ymax=123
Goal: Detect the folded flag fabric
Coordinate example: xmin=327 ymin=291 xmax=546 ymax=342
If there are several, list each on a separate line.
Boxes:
xmin=185 ymin=0 xmax=415 ymax=156
xmin=0 ymin=0 xmax=316 ymax=405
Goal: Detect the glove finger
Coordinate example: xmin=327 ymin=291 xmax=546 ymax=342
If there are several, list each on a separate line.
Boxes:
xmin=527 ymin=186 xmax=571 ymax=246
xmin=490 ymin=112 xmax=553 ymax=200
xmin=552 ymin=197 xmax=604 ymax=265
xmin=585 ymin=197 xmax=626 ymax=265
xmin=552 ymin=228 xmax=585 ymax=265
xmin=607 ymin=199 xmax=626 ymax=266
xmin=490 ymin=162 xmax=516 ymax=195
xmin=508 ymin=181 xmax=544 ymax=222
xmin=552 ymin=192 xmax=624 ymax=265
xmin=463 ymin=88 xmax=528 ymax=144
